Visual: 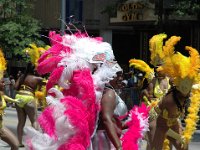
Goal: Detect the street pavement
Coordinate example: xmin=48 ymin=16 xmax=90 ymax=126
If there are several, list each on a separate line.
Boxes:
xmin=1 ymin=107 xmax=200 ymax=150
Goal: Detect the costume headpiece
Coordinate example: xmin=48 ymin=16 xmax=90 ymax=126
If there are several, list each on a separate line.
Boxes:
xmin=149 ymin=33 xmax=182 ymax=66
xmin=24 ymin=43 xmax=49 ymax=67
xmin=157 ymin=46 xmax=200 ymax=95
xmin=0 ymin=49 xmax=7 ymax=79
xmin=149 ymin=33 xmax=167 ymax=66
xmin=129 ymin=59 xmax=154 ymax=82
xmin=110 ymin=62 xmax=123 ymax=73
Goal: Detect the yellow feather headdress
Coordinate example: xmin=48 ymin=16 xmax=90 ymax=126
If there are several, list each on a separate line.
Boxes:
xmin=163 ymin=35 xmax=181 ymax=57
xmin=0 ymin=49 xmax=7 ymax=79
xmin=149 ymin=33 xmax=167 ymax=66
xmin=157 ymin=46 xmax=200 ymax=95
xmin=129 ymin=59 xmax=154 ymax=82
xmin=149 ymin=33 xmax=182 ymax=66
xmin=24 ymin=43 xmax=50 ymax=67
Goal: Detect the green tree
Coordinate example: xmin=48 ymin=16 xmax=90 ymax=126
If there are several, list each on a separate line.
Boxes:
xmin=172 ymin=0 xmax=200 ymax=16
xmin=0 ymin=0 xmax=44 ymax=60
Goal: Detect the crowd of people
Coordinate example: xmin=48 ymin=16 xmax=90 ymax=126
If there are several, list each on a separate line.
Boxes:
xmin=0 ymin=32 xmax=200 ymax=150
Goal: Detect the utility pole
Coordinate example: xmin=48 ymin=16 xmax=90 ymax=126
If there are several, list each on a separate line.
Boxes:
xmin=158 ymin=0 xmax=163 ymax=32
xmin=61 ymin=0 xmax=66 ymax=35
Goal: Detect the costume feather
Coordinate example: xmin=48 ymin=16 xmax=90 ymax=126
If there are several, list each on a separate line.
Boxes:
xmin=37 ymin=56 xmax=63 ymax=75
xmin=38 ymin=107 xmax=56 ymax=138
xmin=46 ymin=67 xmax=64 ymax=91
xmin=0 ymin=49 xmax=7 ymax=79
xmin=185 ymin=46 xmax=200 ymax=78
xmin=121 ymin=103 xmax=149 ymax=150
xmin=149 ymin=33 xmax=167 ymax=66
xmin=129 ymin=59 xmax=154 ymax=81
xmin=163 ymin=36 xmax=181 ymax=57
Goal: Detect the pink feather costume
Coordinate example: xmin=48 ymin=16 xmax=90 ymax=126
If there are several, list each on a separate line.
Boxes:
xmin=24 ymin=31 xmax=150 ymax=150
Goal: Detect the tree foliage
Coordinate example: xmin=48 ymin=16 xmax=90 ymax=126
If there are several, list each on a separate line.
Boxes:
xmin=0 ymin=0 xmax=44 ymax=60
xmin=173 ymin=0 xmax=200 ymax=16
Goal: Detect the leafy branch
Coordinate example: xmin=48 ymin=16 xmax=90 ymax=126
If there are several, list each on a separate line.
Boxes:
xmin=172 ymin=0 xmax=200 ymax=16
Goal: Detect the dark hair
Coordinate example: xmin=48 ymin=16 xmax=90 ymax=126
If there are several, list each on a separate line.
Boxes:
xmin=141 ymin=78 xmax=148 ymax=90
xmin=25 ymin=62 xmax=35 ymax=75
xmin=16 ymin=62 xmax=35 ymax=90
xmin=167 ymin=86 xmax=185 ymax=112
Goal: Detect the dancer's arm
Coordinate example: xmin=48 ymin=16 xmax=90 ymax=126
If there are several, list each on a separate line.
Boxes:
xmin=166 ymin=128 xmax=187 ymax=148
xmin=3 ymin=95 xmax=20 ymax=103
xmin=101 ymin=89 xmax=122 ymax=149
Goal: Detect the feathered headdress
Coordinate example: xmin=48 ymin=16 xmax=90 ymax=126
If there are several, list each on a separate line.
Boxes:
xmin=149 ymin=33 xmax=181 ymax=67
xmin=129 ymin=59 xmax=154 ymax=82
xmin=0 ymin=49 xmax=7 ymax=79
xmin=149 ymin=33 xmax=167 ymax=66
xmin=24 ymin=43 xmax=49 ymax=67
xmin=157 ymin=46 xmax=200 ymax=95
xmin=162 ymin=35 xmax=181 ymax=57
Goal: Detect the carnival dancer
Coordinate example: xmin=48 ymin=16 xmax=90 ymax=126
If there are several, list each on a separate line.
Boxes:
xmin=150 ymin=43 xmax=200 ymax=149
xmin=14 ymin=62 xmax=43 ymax=147
xmin=22 ymin=29 xmax=149 ymax=150
xmin=129 ymin=33 xmax=187 ymax=150
xmin=91 ymin=66 xmax=128 ymax=150
xmin=26 ymin=44 xmax=49 ymax=111
xmin=14 ymin=43 xmax=46 ymax=147
xmin=0 ymin=49 xmax=20 ymax=150
xmin=144 ymin=34 xmax=178 ymax=150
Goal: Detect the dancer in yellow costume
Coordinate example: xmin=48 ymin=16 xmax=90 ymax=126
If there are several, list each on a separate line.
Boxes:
xmin=0 ymin=49 xmax=20 ymax=150
xmin=150 ymin=40 xmax=200 ymax=149
xmin=14 ymin=44 xmax=46 ymax=147
xmin=146 ymin=34 xmax=183 ymax=150
xmin=130 ymin=34 xmax=186 ymax=150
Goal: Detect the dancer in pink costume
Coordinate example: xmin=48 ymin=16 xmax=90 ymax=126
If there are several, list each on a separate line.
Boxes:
xmin=24 ymin=29 xmax=149 ymax=150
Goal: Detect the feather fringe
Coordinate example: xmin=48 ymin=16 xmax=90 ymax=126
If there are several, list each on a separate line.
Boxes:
xmin=121 ymin=103 xmax=149 ymax=150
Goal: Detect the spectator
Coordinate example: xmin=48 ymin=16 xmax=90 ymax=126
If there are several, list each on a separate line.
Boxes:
xmin=10 ymin=75 xmax=16 ymax=99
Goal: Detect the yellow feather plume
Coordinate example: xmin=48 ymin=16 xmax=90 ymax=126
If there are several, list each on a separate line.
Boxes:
xmin=157 ymin=46 xmax=200 ymax=95
xmin=24 ymin=43 xmax=49 ymax=67
xmin=0 ymin=49 xmax=7 ymax=79
xmin=163 ymin=36 xmax=181 ymax=57
xmin=186 ymin=46 xmax=200 ymax=79
xmin=129 ymin=59 xmax=154 ymax=81
xmin=182 ymin=88 xmax=200 ymax=144
xmin=149 ymin=33 xmax=167 ymax=66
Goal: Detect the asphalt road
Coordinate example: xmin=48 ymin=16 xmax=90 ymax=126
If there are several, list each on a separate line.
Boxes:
xmin=1 ymin=107 xmax=200 ymax=150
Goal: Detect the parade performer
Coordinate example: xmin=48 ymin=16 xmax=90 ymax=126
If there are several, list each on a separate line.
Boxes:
xmin=141 ymin=33 xmax=181 ymax=105
xmin=148 ymin=34 xmax=184 ymax=150
xmin=0 ymin=49 xmax=20 ymax=150
xmin=91 ymin=68 xmax=128 ymax=150
xmin=22 ymin=29 xmax=149 ymax=150
xmin=151 ymin=44 xmax=200 ymax=150
xmin=129 ymin=33 xmax=186 ymax=150
xmin=14 ymin=43 xmax=46 ymax=147
xmin=24 ymin=44 xmax=49 ymax=110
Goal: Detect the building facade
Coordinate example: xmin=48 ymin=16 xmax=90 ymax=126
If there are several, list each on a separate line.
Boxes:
xmin=32 ymin=0 xmax=200 ymax=71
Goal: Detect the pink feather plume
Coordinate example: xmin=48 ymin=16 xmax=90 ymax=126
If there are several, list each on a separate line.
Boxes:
xmin=38 ymin=107 xmax=56 ymax=138
xmin=121 ymin=103 xmax=149 ymax=150
xmin=37 ymin=56 xmax=63 ymax=75
xmin=46 ymin=66 xmax=64 ymax=91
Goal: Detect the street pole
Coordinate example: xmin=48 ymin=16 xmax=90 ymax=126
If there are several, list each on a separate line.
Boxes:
xmin=61 ymin=0 xmax=66 ymax=35
xmin=158 ymin=0 xmax=163 ymax=32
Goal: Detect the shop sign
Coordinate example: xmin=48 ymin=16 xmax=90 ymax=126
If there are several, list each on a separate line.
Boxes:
xmin=110 ymin=0 xmax=157 ymax=23
xmin=119 ymin=2 xmax=144 ymax=21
